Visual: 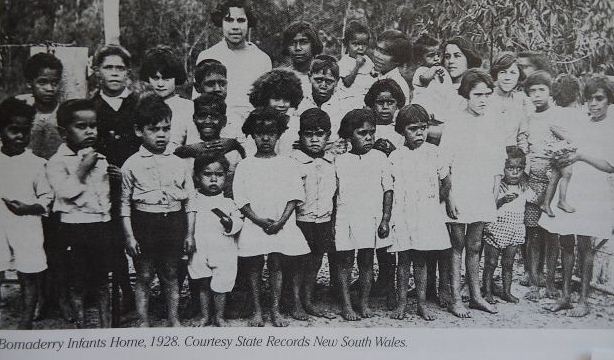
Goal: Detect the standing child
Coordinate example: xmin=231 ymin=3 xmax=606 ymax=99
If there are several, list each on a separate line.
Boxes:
xmin=388 ymin=104 xmax=453 ymax=321
xmin=46 ymin=99 xmax=113 ymax=328
xmin=0 ymin=98 xmax=52 ymax=329
xmin=120 ymin=95 xmax=196 ymax=327
xmin=372 ymin=30 xmax=412 ymax=102
xmin=337 ymin=21 xmax=375 ymax=111
xmin=188 ymin=156 xmax=242 ymax=327
xmin=334 ymin=108 xmax=393 ymax=321
xmin=364 ymin=79 xmax=407 ymax=154
xmin=483 ymin=146 xmax=537 ymax=304
xmin=233 ymin=107 xmax=310 ymax=327
xmin=288 ymin=108 xmax=337 ymax=319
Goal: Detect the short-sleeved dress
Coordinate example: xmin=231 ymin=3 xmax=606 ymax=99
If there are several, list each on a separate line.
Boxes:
xmin=439 ymin=109 xmax=505 ymax=224
xmin=232 ymin=156 xmax=310 ymax=257
xmin=334 ymin=150 xmax=393 ymax=251
xmin=484 ymin=180 xmax=537 ymax=249
xmin=389 ymin=144 xmax=451 ymax=252
xmin=539 ymin=113 xmax=614 ymax=239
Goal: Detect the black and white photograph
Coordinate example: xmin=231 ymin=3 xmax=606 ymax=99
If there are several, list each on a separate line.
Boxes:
xmin=0 ymin=0 xmax=614 ymax=345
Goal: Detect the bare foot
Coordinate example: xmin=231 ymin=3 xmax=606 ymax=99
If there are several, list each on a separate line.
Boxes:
xmin=386 ymin=291 xmax=398 ymax=311
xmin=547 ymin=298 xmax=573 ymax=312
xmin=569 ymin=302 xmax=589 ymax=317
xmin=271 ymin=311 xmax=289 ymax=327
xmin=247 ymin=312 xmax=264 ymax=327
xmin=544 ymin=288 xmax=560 ymax=299
xmin=169 ymin=319 xmax=181 ymax=327
xmin=438 ymin=290 xmax=452 ymax=308
xmin=484 ymin=294 xmax=498 ymax=305
xmin=448 ymin=301 xmax=471 ymax=318
xmin=500 ymin=292 xmax=519 ymax=304
xmin=519 ymin=274 xmax=530 ymax=287
xmin=357 ymin=304 xmax=373 ymax=318
xmin=525 ymin=286 xmax=541 ymax=302
xmin=291 ymin=306 xmax=310 ymax=321
xmin=417 ymin=305 xmax=436 ymax=321
xmin=460 ymin=283 xmax=471 ymax=302
xmin=557 ymin=201 xmax=575 ymax=213
xmin=197 ymin=316 xmax=210 ymax=327
xmin=137 ymin=320 xmax=149 ymax=328
xmin=304 ymin=304 xmax=336 ymax=319
xmin=540 ymin=204 xmax=555 ymax=217
xmin=389 ymin=305 xmax=406 ymax=320
xmin=213 ymin=317 xmax=230 ymax=327
xmin=341 ymin=308 xmax=360 ymax=321
xmin=469 ymin=298 xmax=498 ymax=314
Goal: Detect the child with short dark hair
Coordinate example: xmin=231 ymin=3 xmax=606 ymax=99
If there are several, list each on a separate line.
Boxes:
xmin=189 ymin=155 xmax=243 ymax=327
xmin=364 ymin=79 xmax=407 ymax=154
xmin=337 ymin=21 xmax=375 ymax=110
xmin=288 ymin=108 xmax=336 ymax=319
xmin=388 ymin=104 xmax=453 ymax=321
xmin=483 ymin=146 xmax=537 ymax=305
xmin=46 ymin=99 xmax=113 ymax=328
xmin=140 ymin=45 xmax=194 ymax=149
xmin=334 ymin=108 xmax=393 ymax=321
xmin=0 ymin=98 xmax=52 ymax=329
xmin=194 ymin=59 xmax=228 ymax=100
xmin=372 ymin=30 xmax=412 ymax=102
xmin=233 ymin=107 xmax=310 ymax=326
xmin=120 ymin=95 xmax=196 ymax=327
xmin=282 ymin=21 xmax=323 ymax=93
xmin=20 ymin=53 xmax=64 ymax=160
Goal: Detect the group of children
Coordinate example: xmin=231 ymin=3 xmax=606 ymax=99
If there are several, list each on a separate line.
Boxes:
xmin=0 ymin=0 xmax=608 ymax=330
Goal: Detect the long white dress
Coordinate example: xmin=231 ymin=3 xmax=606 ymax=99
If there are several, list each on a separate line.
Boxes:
xmin=539 ymin=113 xmax=614 ymax=239
xmin=232 ymin=156 xmax=310 ymax=256
xmin=389 ymin=144 xmax=451 ymax=252
xmin=334 ymin=150 xmax=393 ymax=251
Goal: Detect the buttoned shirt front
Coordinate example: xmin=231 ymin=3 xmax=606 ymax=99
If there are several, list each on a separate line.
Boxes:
xmin=120 ymin=145 xmax=196 ymax=216
xmin=289 ymin=150 xmax=337 ymax=223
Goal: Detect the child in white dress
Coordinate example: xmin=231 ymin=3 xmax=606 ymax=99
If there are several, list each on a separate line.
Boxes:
xmin=388 ymin=104 xmax=453 ymax=321
xmin=189 ymin=156 xmax=243 ymax=327
xmin=233 ymin=107 xmax=310 ymax=327
xmin=334 ymin=109 xmax=393 ymax=321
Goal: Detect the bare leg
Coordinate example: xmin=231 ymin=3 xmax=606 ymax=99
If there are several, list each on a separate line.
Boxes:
xmin=540 ymin=169 xmax=561 ymax=217
xmin=303 ymin=252 xmax=334 ymax=318
xmin=159 ymin=259 xmax=180 ymax=327
xmin=357 ymin=249 xmax=374 ymax=318
xmin=285 ymin=255 xmax=308 ymax=321
xmin=244 ymin=256 xmax=264 ymax=327
xmin=447 ymin=224 xmax=470 ymax=318
xmin=414 ymin=252 xmax=436 ymax=321
xmin=465 ymin=223 xmax=497 ymax=314
xmin=134 ymin=257 xmax=154 ymax=327
xmin=557 ymin=166 xmax=575 ymax=213
xmin=17 ymin=272 xmax=39 ymax=329
xmin=97 ymin=283 xmax=111 ymax=328
xmin=549 ymin=235 xmax=574 ymax=312
xmin=197 ymin=278 xmax=211 ymax=326
xmin=500 ymin=245 xmax=519 ymax=303
xmin=390 ymin=251 xmax=410 ymax=320
xmin=544 ymin=232 xmax=560 ymax=299
xmin=268 ymin=253 xmax=288 ymax=327
xmin=336 ymin=251 xmax=359 ymax=320
xmin=569 ymin=236 xmax=595 ymax=317
xmin=482 ymin=243 xmax=499 ymax=305
xmin=426 ymin=252 xmax=438 ymax=301
xmin=437 ymin=249 xmax=452 ymax=308
xmin=525 ymin=227 xmax=542 ymax=301
xmin=212 ymin=292 xmax=229 ymax=326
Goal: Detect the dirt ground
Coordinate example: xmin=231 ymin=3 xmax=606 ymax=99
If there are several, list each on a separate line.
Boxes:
xmin=1 ymin=255 xmax=614 ymax=330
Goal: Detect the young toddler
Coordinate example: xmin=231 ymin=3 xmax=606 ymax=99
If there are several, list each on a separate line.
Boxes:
xmin=188 ymin=155 xmax=242 ymax=327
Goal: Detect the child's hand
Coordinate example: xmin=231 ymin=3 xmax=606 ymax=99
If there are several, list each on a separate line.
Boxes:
xmin=219 ymin=216 xmax=233 ymax=233
xmin=265 ymin=221 xmax=284 ymax=235
xmin=125 ymin=237 xmax=141 ymax=258
xmin=184 ymin=235 xmax=196 ymax=255
xmin=373 ymin=139 xmax=396 ymax=156
xmin=76 ymin=151 xmax=99 ymax=182
xmin=2 ymin=198 xmax=36 ymax=216
xmin=497 ymin=193 xmax=518 ymax=208
xmin=107 ymin=165 xmax=122 ymax=182
xmin=355 ymin=55 xmax=367 ymax=68
xmin=446 ymin=199 xmax=459 ymax=219
xmin=377 ymin=219 xmax=390 ymax=238
xmin=255 ymin=218 xmax=275 ymax=231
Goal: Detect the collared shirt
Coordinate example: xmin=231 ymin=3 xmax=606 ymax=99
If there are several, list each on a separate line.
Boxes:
xmin=46 ymin=144 xmax=112 ymax=223
xmin=289 ymin=149 xmax=337 ymax=223
xmin=100 ymin=87 xmax=131 ymax=112
xmin=120 ymin=145 xmax=196 ymax=216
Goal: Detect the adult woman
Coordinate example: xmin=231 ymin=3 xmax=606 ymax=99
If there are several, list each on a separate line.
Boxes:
xmin=540 ymin=76 xmax=614 ymax=317
xmin=194 ymin=0 xmax=272 ymax=139
xmin=439 ymin=69 xmax=504 ymax=317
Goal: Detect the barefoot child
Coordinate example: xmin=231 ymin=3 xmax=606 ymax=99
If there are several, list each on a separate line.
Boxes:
xmin=288 ymin=108 xmax=337 ymax=319
xmin=388 ymin=104 xmax=453 ymax=321
xmin=334 ymin=109 xmax=393 ymax=320
xmin=483 ymin=146 xmax=537 ymax=304
xmin=188 ymin=156 xmax=242 ymax=326
xmin=46 ymin=99 xmax=113 ymax=328
xmin=0 ymin=98 xmax=52 ymax=329
xmin=233 ymin=107 xmax=310 ymax=326
xmin=337 ymin=21 xmax=375 ymax=110
xmin=121 ymin=95 xmax=196 ymax=327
